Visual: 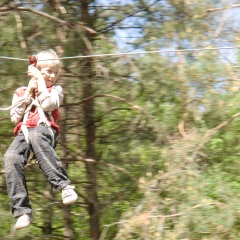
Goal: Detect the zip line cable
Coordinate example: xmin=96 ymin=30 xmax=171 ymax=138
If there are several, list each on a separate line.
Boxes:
xmin=0 ymin=46 xmax=239 ymax=62
xmin=0 ymin=45 xmax=239 ymax=111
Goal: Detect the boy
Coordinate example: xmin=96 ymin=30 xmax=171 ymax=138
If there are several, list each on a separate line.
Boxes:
xmin=3 ymin=49 xmax=78 ymax=230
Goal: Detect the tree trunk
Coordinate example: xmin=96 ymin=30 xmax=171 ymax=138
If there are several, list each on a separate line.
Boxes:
xmin=59 ymin=80 xmax=75 ymax=239
xmin=81 ymin=1 xmax=100 ymax=239
xmin=42 ymin=188 xmax=54 ymax=235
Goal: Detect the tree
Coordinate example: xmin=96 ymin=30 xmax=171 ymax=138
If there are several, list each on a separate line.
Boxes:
xmin=0 ymin=0 xmax=240 ymax=239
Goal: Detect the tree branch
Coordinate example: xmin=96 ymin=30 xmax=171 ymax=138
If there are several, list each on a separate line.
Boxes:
xmin=190 ymin=111 xmax=240 ymax=162
xmin=213 ymin=5 xmax=232 ymax=38
xmin=14 ymin=10 xmax=27 ymax=49
xmin=207 ymin=4 xmax=240 ymax=12
xmin=98 ymin=0 xmax=159 ymax=33
xmin=99 ymin=202 xmax=222 ymax=239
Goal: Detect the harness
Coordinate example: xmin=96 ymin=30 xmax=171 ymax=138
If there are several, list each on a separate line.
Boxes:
xmin=21 ymin=96 xmax=55 ymax=147
xmin=0 ymin=95 xmax=56 ymax=148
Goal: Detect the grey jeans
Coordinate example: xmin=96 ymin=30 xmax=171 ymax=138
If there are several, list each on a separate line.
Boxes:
xmin=3 ymin=124 xmax=71 ymax=218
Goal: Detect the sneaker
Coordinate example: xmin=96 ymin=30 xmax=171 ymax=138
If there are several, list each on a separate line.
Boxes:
xmin=62 ymin=185 xmax=78 ymax=205
xmin=15 ymin=213 xmax=34 ymax=230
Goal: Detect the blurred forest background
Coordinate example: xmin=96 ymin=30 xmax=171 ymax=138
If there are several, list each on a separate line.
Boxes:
xmin=0 ymin=0 xmax=240 ymax=239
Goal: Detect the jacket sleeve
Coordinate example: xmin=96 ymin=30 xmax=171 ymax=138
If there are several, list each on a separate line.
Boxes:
xmin=37 ymin=85 xmax=64 ymax=112
xmin=10 ymin=89 xmax=31 ymax=125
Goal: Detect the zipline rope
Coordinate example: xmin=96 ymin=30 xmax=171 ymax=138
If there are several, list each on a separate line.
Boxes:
xmin=0 ymin=45 xmax=239 ymax=112
xmin=0 ymin=46 xmax=239 ymax=61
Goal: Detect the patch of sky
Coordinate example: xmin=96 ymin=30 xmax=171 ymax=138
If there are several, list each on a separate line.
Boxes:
xmin=16 ymin=0 xmax=43 ymax=10
xmin=94 ymin=0 xmax=159 ymax=52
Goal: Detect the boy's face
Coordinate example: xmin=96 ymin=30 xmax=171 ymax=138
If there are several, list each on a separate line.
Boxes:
xmin=40 ymin=66 xmax=59 ymax=87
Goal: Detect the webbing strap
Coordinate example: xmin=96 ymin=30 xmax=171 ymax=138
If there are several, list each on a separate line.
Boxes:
xmin=35 ymin=98 xmax=55 ymax=147
xmin=20 ymin=97 xmax=55 ymax=147
xmin=0 ymin=96 xmax=55 ymax=160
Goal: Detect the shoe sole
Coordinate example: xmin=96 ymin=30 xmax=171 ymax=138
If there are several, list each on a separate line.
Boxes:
xmin=15 ymin=218 xmax=34 ymax=230
xmin=63 ymin=197 xmax=78 ymax=205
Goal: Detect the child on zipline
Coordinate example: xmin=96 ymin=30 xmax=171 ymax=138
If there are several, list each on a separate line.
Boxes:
xmin=3 ymin=49 xmax=78 ymax=230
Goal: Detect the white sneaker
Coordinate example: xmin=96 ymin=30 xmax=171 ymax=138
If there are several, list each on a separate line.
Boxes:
xmin=62 ymin=185 xmax=78 ymax=205
xmin=15 ymin=213 xmax=34 ymax=230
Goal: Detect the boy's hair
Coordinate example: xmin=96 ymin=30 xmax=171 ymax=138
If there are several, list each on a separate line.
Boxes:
xmin=36 ymin=49 xmax=61 ymax=71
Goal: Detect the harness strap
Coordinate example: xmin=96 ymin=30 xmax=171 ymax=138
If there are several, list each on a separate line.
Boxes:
xmin=0 ymin=95 xmax=56 ymax=160
xmin=20 ymin=98 xmax=34 ymax=144
xmin=20 ymin=97 xmax=55 ymax=148
xmin=35 ymin=98 xmax=55 ymax=147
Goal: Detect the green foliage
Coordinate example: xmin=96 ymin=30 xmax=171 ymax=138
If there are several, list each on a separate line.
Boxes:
xmin=0 ymin=0 xmax=240 ymax=239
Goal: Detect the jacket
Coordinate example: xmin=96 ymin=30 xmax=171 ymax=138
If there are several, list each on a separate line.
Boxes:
xmin=10 ymin=85 xmax=63 ymax=135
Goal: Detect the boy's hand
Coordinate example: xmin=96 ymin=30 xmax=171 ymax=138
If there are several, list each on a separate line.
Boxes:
xmin=27 ymin=65 xmax=42 ymax=80
xmin=27 ymin=78 xmax=38 ymax=94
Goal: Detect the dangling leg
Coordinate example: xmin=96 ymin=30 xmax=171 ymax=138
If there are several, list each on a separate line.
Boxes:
xmin=28 ymin=124 xmax=71 ymax=190
xmin=28 ymin=125 xmax=77 ymax=204
xmin=3 ymin=131 xmax=34 ymax=229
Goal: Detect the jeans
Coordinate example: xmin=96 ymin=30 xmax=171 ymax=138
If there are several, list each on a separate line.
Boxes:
xmin=3 ymin=124 xmax=71 ymax=218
